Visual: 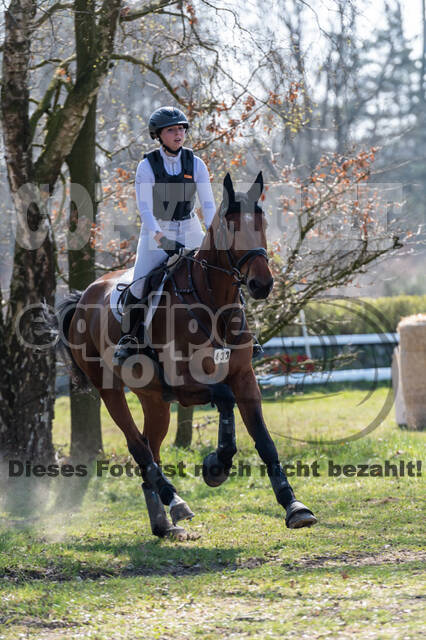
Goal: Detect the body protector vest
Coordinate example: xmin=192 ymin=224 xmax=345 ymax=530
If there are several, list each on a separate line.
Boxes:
xmin=144 ymin=147 xmax=196 ymax=221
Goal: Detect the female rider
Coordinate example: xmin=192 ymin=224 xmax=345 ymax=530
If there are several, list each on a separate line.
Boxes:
xmin=113 ymin=106 xmax=216 ymax=364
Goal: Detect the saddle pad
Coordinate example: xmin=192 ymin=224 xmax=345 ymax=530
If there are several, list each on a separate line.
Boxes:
xmin=109 ymin=267 xmax=167 ymax=332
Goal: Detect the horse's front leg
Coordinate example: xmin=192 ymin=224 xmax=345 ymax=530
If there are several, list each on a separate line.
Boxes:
xmin=229 ymin=370 xmax=317 ymax=529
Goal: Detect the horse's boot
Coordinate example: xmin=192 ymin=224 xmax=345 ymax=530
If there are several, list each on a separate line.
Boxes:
xmin=112 ymin=289 xmax=142 ymax=366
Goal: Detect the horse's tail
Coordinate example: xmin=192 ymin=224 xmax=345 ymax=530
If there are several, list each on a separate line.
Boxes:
xmin=44 ymin=290 xmax=92 ymax=393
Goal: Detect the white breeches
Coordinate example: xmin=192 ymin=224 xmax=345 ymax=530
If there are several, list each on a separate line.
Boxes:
xmin=130 ymin=214 xmax=205 ymax=297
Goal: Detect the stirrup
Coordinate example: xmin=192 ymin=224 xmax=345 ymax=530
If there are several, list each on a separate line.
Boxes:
xmin=112 ymin=334 xmax=139 ymax=365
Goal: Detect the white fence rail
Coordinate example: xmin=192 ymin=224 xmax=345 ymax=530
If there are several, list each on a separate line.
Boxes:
xmin=257 ymin=333 xmax=399 ymax=386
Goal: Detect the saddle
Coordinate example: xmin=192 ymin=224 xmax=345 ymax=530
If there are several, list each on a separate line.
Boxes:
xmin=116 ymin=249 xmax=195 ymax=356
xmin=116 ymin=250 xmax=193 ymax=326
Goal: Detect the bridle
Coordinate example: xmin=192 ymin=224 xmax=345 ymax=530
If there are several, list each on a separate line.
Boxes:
xmin=186 ymin=245 xmax=268 ymax=289
xmin=189 ymin=201 xmax=269 ymax=287
xmin=225 ymin=246 xmax=268 ymax=286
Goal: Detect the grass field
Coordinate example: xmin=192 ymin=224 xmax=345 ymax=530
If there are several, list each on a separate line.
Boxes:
xmin=0 ymin=384 xmax=424 ymax=639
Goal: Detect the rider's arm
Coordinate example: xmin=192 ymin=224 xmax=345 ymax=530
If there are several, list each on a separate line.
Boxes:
xmin=194 ymin=157 xmax=216 ymax=230
xmin=135 ymin=159 xmax=163 ymax=235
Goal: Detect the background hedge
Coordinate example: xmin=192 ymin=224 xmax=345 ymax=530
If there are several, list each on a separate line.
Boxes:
xmin=280 ymin=295 xmax=426 ymax=336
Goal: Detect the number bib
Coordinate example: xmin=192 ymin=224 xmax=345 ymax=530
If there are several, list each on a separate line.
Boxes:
xmin=213 ymin=348 xmax=231 ymax=364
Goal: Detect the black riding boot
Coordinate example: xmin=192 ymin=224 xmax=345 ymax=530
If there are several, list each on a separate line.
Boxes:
xmin=112 ymin=289 xmax=143 ymax=365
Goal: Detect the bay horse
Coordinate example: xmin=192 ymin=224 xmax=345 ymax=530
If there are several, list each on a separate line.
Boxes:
xmin=57 ymin=172 xmax=317 ymax=538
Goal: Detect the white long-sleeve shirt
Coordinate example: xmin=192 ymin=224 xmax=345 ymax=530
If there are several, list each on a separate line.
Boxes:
xmin=135 ymin=147 xmax=216 ymax=233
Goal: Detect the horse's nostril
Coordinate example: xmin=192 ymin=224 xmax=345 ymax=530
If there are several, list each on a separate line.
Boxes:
xmin=248 ymin=278 xmax=274 ymax=299
xmin=249 ymin=278 xmax=265 ymax=290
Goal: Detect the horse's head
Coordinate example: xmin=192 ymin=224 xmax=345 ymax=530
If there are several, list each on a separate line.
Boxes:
xmin=213 ymin=172 xmax=273 ymax=299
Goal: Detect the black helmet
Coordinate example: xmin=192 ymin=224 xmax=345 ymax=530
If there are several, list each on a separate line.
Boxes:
xmin=148 ymin=106 xmax=189 ymax=140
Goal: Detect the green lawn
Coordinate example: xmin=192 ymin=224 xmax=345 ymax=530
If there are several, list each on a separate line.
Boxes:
xmin=0 ymin=384 xmax=424 ymax=639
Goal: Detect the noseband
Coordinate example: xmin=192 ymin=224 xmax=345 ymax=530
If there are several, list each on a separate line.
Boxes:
xmin=226 ymin=246 xmax=268 ymax=285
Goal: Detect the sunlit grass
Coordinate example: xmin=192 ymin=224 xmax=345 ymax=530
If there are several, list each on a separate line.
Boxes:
xmin=0 ymin=384 xmax=424 ymax=639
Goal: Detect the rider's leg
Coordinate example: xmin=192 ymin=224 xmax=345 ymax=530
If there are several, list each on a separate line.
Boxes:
xmin=112 ymin=288 xmax=144 ymax=365
xmin=132 ymin=230 xmax=168 ymax=290
xmin=113 ymin=232 xmax=167 ymax=365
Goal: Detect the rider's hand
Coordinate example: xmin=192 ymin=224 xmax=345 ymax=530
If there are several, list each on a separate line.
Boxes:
xmin=158 ymin=236 xmax=185 ymax=257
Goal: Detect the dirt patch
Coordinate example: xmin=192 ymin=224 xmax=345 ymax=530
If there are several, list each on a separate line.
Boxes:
xmin=294 ymin=548 xmax=426 ymax=569
xmin=1 ymin=560 xmax=225 ymax=583
xmin=237 ymin=556 xmax=269 ymax=569
xmin=1 ymin=564 xmax=118 ymax=583
xmin=364 ymin=496 xmax=400 ymax=505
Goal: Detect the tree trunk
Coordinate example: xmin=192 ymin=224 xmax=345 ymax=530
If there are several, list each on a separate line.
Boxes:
xmin=0 ymin=0 xmax=55 ymax=463
xmin=0 ymin=0 xmax=121 ymax=465
xmin=69 ymin=381 xmax=102 ymax=461
xmin=66 ymin=0 xmax=102 ymax=462
xmin=421 ymin=0 xmax=426 ymax=105
xmin=174 ymin=404 xmax=194 ymax=448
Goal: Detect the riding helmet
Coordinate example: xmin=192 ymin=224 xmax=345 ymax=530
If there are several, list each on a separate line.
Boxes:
xmin=148 ymin=107 xmax=189 ymax=140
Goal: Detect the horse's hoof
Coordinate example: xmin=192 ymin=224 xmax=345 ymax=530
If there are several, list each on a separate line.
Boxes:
xmin=152 ymin=524 xmax=173 ymax=538
xmin=170 ymin=497 xmax=194 ymax=525
xmin=285 ymin=500 xmax=318 ymax=529
xmin=152 ymin=524 xmax=196 ymax=540
xmin=165 ymin=526 xmax=201 ymax=541
xmin=202 ymin=451 xmax=230 ymax=487
xmin=165 ymin=525 xmax=187 ymax=539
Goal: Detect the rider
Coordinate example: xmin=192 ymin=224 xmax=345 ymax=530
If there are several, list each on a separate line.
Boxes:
xmin=113 ymin=106 xmax=216 ymax=365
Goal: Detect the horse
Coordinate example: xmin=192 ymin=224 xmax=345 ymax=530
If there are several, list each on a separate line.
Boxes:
xmin=57 ymin=172 xmax=317 ymax=538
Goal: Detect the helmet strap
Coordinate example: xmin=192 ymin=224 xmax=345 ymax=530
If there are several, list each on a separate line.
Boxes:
xmin=158 ymin=133 xmax=182 ymax=156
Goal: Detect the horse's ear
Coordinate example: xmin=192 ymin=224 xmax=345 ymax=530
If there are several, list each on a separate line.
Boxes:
xmin=247 ymin=171 xmax=264 ymax=203
xmin=223 ymin=172 xmax=235 ymax=208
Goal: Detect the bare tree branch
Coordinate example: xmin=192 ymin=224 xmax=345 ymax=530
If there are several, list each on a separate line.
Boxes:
xmin=111 ymin=52 xmax=187 ymax=104
xmin=34 ymin=0 xmax=123 ymax=185
xmin=29 ymin=55 xmax=76 ymax=139
xmin=120 ymin=0 xmax=179 ymax=22
xmin=32 ymin=2 xmax=74 ymax=29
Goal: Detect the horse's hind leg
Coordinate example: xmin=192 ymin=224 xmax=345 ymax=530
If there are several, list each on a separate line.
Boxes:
xmin=141 ymin=483 xmax=179 ymax=538
xmin=203 ymin=384 xmax=238 ymax=487
xmin=136 ymin=391 xmax=195 ymax=531
xmin=99 ymin=388 xmax=191 ymax=537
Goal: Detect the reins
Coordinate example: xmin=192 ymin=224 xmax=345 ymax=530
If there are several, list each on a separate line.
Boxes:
xmin=186 ymin=246 xmax=268 ymax=287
